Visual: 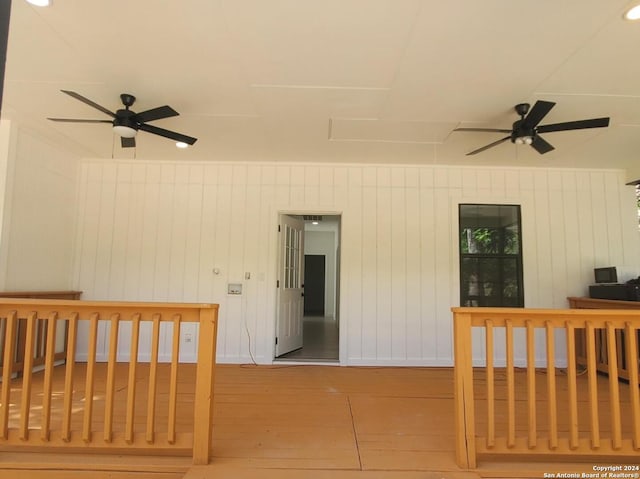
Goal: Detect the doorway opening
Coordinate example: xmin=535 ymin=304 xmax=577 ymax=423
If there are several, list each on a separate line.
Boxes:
xmin=275 ymin=214 xmax=341 ymax=362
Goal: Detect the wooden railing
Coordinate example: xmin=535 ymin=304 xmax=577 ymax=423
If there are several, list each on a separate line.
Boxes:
xmin=452 ymin=307 xmax=640 ymax=469
xmin=0 ymin=291 xmax=82 ymax=377
xmin=0 ymin=299 xmax=218 ymax=465
xmin=569 ymin=297 xmax=640 ymax=386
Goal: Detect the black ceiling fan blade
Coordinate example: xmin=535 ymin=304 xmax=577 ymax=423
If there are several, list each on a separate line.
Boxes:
xmin=134 ymin=105 xmax=179 ymax=123
xmin=121 ymin=136 xmax=136 ymax=148
xmin=138 ymin=123 xmax=198 ymax=145
xmin=48 ymin=118 xmax=112 ymax=123
xmin=455 ymin=127 xmax=512 ymax=133
xmin=536 ymin=117 xmax=610 ymax=134
xmin=522 ymin=100 xmax=556 ymax=129
xmin=61 ymin=90 xmax=117 ymax=118
xmin=531 ymin=135 xmax=554 ymax=154
xmin=466 ymin=136 xmax=511 ymax=155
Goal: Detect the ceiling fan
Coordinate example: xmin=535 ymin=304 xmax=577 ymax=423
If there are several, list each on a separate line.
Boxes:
xmin=455 ymin=100 xmax=609 ymax=155
xmin=48 ymin=90 xmax=198 ymax=148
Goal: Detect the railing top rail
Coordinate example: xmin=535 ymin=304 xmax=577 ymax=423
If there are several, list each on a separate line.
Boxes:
xmin=0 ymin=298 xmax=217 ymax=309
xmin=0 ymin=290 xmax=83 ymax=297
xmin=0 ymin=299 xmax=218 ymax=322
xmin=566 ymin=296 xmax=640 ymax=305
xmin=451 ymin=307 xmax=640 ymax=327
xmin=452 ymin=306 xmax=640 ymax=316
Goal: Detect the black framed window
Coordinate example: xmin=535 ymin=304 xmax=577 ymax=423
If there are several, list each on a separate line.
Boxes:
xmin=459 ymin=204 xmax=524 ymax=307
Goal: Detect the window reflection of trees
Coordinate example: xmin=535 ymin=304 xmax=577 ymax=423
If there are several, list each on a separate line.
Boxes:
xmin=459 ymin=205 xmax=524 ymax=308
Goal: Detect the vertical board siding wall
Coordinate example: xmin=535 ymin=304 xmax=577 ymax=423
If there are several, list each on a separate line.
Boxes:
xmin=1 ymin=126 xmax=78 ymax=290
xmin=73 ymin=161 xmax=640 ymax=366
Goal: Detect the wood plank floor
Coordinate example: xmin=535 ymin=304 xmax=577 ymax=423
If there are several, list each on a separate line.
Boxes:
xmin=0 ymin=364 xmax=636 ymax=479
xmin=212 ymin=365 xmax=460 ymax=472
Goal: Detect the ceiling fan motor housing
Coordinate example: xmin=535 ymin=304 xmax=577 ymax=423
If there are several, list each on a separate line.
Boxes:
xmin=510 ymin=118 xmax=535 ymax=144
xmin=113 ymin=109 xmax=138 ymax=137
xmin=510 ymin=103 xmax=534 ymax=143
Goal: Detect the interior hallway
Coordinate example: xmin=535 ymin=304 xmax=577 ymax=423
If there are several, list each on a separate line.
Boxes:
xmin=276 ymin=316 xmax=339 ymax=361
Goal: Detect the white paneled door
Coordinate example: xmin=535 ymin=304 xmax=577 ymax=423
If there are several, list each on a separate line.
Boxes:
xmin=276 ymin=215 xmax=305 ymax=357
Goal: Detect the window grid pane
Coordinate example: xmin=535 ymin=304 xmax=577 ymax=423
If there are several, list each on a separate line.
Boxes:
xmin=283 ymin=224 xmax=303 ymax=290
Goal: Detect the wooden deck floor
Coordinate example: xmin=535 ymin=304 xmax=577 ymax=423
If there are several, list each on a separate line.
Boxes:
xmin=0 ymin=364 xmax=636 ymax=479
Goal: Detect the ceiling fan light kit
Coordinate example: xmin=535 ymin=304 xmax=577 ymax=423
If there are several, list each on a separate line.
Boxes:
xmin=514 ymin=136 xmax=533 ymax=145
xmin=455 ymin=100 xmax=610 ymax=156
xmin=112 ymin=125 xmax=137 ymax=138
xmin=48 ymin=90 xmax=198 ymax=149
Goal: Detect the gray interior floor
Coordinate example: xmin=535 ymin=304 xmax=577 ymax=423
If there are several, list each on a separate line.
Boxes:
xmin=276 ymin=316 xmax=339 ymax=361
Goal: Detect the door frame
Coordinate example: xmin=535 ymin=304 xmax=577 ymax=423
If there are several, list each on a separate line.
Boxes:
xmin=273 ymin=210 xmax=342 ymax=363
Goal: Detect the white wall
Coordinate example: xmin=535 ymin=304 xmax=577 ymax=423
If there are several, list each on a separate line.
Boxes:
xmin=72 ymin=160 xmax=640 ymax=366
xmin=0 ymin=123 xmax=79 ymax=290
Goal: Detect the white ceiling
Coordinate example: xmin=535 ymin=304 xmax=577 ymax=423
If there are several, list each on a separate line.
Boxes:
xmin=3 ymin=0 xmax=640 ymax=169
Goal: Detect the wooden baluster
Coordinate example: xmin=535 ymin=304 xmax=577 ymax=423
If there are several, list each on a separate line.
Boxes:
xmin=606 ymin=322 xmax=622 ymax=450
xmin=565 ymin=321 xmax=578 ymax=450
xmin=526 ymin=320 xmax=536 ymax=449
xmin=125 ymin=314 xmax=141 ymax=444
xmin=0 ymin=318 xmax=6 ymax=372
xmin=82 ymin=313 xmax=99 ymax=443
xmin=104 ymin=313 xmax=120 ymax=443
xmin=485 ymin=319 xmax=495 ymax=449
xmin=0 ymin=311 xmax=17 ymax=439
xmin=585 ymin=321 xmax=600 ymax=449
xmin=545 ymin=321 xmax=558 ymax=449
xmin=193 ymin=306 xmax=219 ymax=466
xmin=36 ymin=318 xmax=45 ymax=361
xmin=625 ymin=322 xmax=640 ymax=450
xmin=41 ymin=312 xmax=58 ymax=441
xmin=14 ymin=318 xmax=26 ymax=375
xmin=616 ymin=329 xmax=624 ymax=371
xmin=146 ymin=314 xmax=161 ymax=444
xmin=597 ymin=329 xmax=605 ymax=366
xmin=61 ymin=313 xmax=78 ymax=442
xmin=18 ymin=313 xmax=37 ymax=440
xmin=506 ymin=320 xmax=515 ymax=448
xmin=168 ymin=315 xmax=181 ymax=444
